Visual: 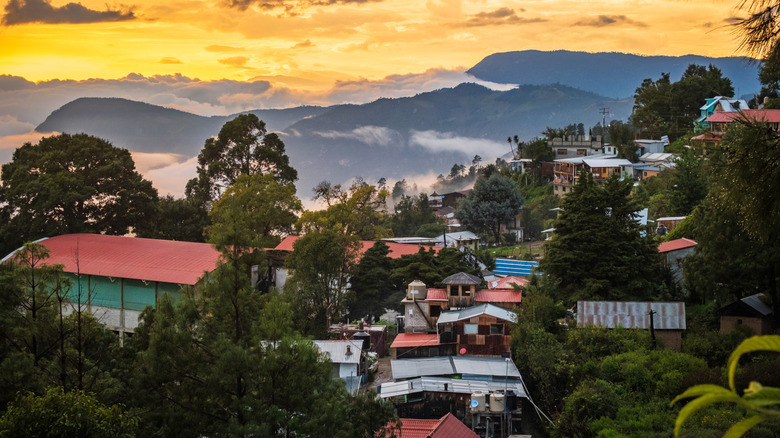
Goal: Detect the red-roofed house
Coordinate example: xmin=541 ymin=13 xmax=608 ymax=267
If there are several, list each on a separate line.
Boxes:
xmin=2 ymin=233 xmax=222 ymax=335
xmin=487 ymin=276 xmax=528 ymax=290
xmin=390 ymin=333 xmax=455 ymax=358
xmin=695 ymin=109 xmax=780 ymax=147
xmin=379 ymin=413 xmax=478 ymax=438
xmin=658 ymin=238 xmax=697 ymax=290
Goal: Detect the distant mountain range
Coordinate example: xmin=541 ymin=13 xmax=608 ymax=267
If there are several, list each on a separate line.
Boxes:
xmin=467 ymin=50 xmax=760 ymax=99
xmin=36 ymin=83 xmax=632 ymax=194
xmin=33 ymin=50 xmax=761 ymax=195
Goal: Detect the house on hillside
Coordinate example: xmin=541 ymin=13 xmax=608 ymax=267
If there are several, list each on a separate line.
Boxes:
xmin=658 ymin=238 xmax=697 ymax=290
xmin=379 ymin=413 xmax=478 ymax=438
xmin=719 ymin=293 xmax=775 ymax=335
xmin=634 ymin=139 xmax=665 ymax=155
xmin=379 ymin=356 xmax=527 ymax=435
xmin=695 ymin=109 xmax=780 ymax=148
xmin=548 ymin=135 xmax=613 ymax=159
xmin=438 ymin=304 xmax=516 ymax=356
xmin=695 ymin=96 xmax=749 ymax=131
xmin=577 ymin=301 xmax=686 ymax=350
xmin=1 ymin=233 xmax=222 ymax=337
xmin=313 ymin=340 xmax=364 ymax=394
xmin=553 ymin=155 xmax=632 ymax=196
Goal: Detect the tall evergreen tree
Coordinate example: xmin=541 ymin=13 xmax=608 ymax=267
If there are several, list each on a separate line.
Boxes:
xmin=541 ymin=172 xmax=664 ymax=303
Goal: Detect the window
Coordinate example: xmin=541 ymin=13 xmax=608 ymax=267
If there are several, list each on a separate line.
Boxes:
xmin=464 ymin=324 xmax=478 ymax=334
xmin=557 ymin=149 xmax=567 ymax=155
xmin=430 ymin=306 xmax=441 ymax=318
xmin=490 ymin=324 xmax=504 ymax=335
xmin=562 ymin=186 xmax=566 ymax=192
xmin=577 ymin=149 xmax=586 ymax=156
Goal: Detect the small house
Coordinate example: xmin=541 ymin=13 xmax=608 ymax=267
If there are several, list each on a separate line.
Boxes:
xmin=577 ymin=301 xmax=686 ymax=350
xmin=313 ymin=339 xmax=364 ymax=394
xmin=719 ymin=293 xmax=775 ymax=335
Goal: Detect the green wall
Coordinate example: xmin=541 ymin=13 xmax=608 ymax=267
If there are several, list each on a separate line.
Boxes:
xmin=64 ymin=273 xmax=182 ymax=312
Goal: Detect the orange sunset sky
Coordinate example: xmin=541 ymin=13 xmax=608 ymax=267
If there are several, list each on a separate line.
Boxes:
xmin=1 ymin=0 xmax=744 ymax=88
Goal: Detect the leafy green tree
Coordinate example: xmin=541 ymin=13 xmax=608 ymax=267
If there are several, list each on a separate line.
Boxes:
xmin=142 ymin=195 xmax=209 ymax=242
xmin=348 ymin=241 xmax=398 ymax=323
xmin=0 ymin=134 xmax=158 ymax=255
xmin=455 ymin=173 xmax=523 ymax=242
xmin=631 ymin=65 xmax=733 ymax=140
xmin=0 ymin=387 xmax=138 ymax=438
xmin=185 ymin=114 xmax=297 ymax=206
xmin=299 ymin=180 xmax=391 ymax=240
xmin=608 ymin=120 xmax=638 ymax=161
xmin=389 ymin=247 xmax=479 ymax=290
xmin=541 ymin=172 xmax=664 ymax=303
xmin=284 ymin=230 xmax=361 ymax=334
xmin=387 ymin=194 xmax=439 ymax=237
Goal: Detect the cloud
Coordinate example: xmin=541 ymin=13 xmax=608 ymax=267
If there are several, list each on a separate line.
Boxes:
xmin=293 ymin=39 xmax=313 ymax=49
xmin=141 ymin=156 xmax=199 ymax=197
xmin=409 ymin=130 xmax=507 ymax=158
xmin=461 ymin=8 xmax=545 ymax=27
xmin=313 ymin=125 xmax=399 ymax=146
xmin=223 ymin=0 xmax=382 ymax=14
xmin=2 ymin=0 xmax=134 ymax=25
xmin=218 ymin=56 xmax=250 ymax=67
xmin=0 ymin=115 xmax=35 ymax=136
xmin=160 ymin=57 xmax=183 ymax=64
xmin=573 ymin=15 xmax=646 ymax=28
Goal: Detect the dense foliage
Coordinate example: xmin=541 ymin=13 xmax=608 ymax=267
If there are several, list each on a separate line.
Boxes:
xmin=0 ymin=133 xmax=158 ymax=255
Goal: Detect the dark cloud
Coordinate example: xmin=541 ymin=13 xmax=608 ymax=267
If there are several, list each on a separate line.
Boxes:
xmin=573 ymin=15 xmax=646 ymax=27
xmin=2 ymin=0 xmax=135 ymax=25
xmin=218 ymin=56 xmax=250 ymax=67
xmin=205 ymin=45 xmax=244 ymax=52
xmin=461 ymin=8 xmax=546 ymax=27
xmin=223 ymin=0 xmax=381 ymax=13
xmin=160 ymin=57 xmax=183 ymax=64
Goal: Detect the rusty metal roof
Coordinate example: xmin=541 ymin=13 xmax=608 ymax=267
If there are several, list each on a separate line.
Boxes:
xmin=577 ymin=301 xmax=686 ymax=330
xmin=23 ymin=233 xmax=221 ymax=285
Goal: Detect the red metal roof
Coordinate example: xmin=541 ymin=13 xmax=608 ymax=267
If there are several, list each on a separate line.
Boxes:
xmin=380 ymin=413 xmax=478 ymax=438
xmin=426 ymin=288 xmax=448 ymax=301
xmin=28 ymin=233 xmax=221 ymax=285
xmin=275 ymin=235 xmax=442 ymax=259
xmin=488 ymin=276 xmax=528 ymax=289
xmin=475 ymin=289 xmax=522 ymax=303
xmin=706 ymin=109 xmax=780 ymax=123
xmin=390 ymin=333 xmax=443 ymax=349
xmin=658 ymin=238 xmax=697 ymax=253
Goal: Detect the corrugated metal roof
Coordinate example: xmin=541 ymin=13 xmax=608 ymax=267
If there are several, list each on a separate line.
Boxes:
xmin=577 ymin=301 xmax=686 ymax=330
xmin=391 ymin=356 xmax=521 ymax=380
xmin=313 ymin=340 xmax=363 ymax=364
xmin=583 ymin=158 xmax=633 ymax=168
xmin=658 ymin=238 xmax=697 ymax=253
xmin=378 ymin=376 xmax=528 ymax=399
xmin=18 ymin=233 xmax=222 ymax=285
xmin=391 ymin=333 xmax=443 ymax=348
xmin=438 ymin=303 xmax=517 ymax=324
xmin=426 ymin=288 xmax=448 ymax=301
xmin=741 ymin=294 xmax=773 ymax=316
xmin=493 ymin=259 xmax=538 ymax=276
xmin=707 ymin=109 xmax=780 ymax=123
xmin=442 ymin=272 xmax=482 ymax=285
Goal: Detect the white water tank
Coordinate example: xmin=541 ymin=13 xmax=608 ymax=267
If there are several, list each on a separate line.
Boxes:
xmin=489 ymin=392 xmax=505 ymax=413
xmin=407 ymin=280 xmax=427 ymax=300
xmin=470 ymin=392 xmax=486 ymax=413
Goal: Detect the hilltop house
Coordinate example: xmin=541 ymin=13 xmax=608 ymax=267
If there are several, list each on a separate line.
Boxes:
xmin=548 ymin=135 xmax=614 ymax=160
xmin=719 ymin=293 xmax=775 ymax=335
xmin=695 ymin=96 xmax=749 ymax=131
xmin=553 ymin=155 xmax=632 ymax=196
xmin=577 ymin=301 xmax=687 ymax=350
xmin=2 ymin=233 xmax=222 ymax=337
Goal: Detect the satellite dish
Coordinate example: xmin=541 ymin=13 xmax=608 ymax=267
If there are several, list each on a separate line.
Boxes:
xmin=470 ymin=399 xmax=479 ymax=408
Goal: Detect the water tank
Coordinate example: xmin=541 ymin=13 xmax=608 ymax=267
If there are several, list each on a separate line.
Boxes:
xmin=407 ymin=280 xmax=427 ymax=300
xmin=470 ymin=392 xmax=486 ymax=413
xmin=489 ymin=392 xmax=505 ymax=413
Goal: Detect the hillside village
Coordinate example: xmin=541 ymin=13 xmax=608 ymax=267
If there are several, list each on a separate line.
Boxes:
xmin=0 ymin=64 xmax=779 ymax=437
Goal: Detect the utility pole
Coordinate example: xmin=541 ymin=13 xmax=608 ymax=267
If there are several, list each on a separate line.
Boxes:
xmin=599 ymin=107 xmax=609 ymax=145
